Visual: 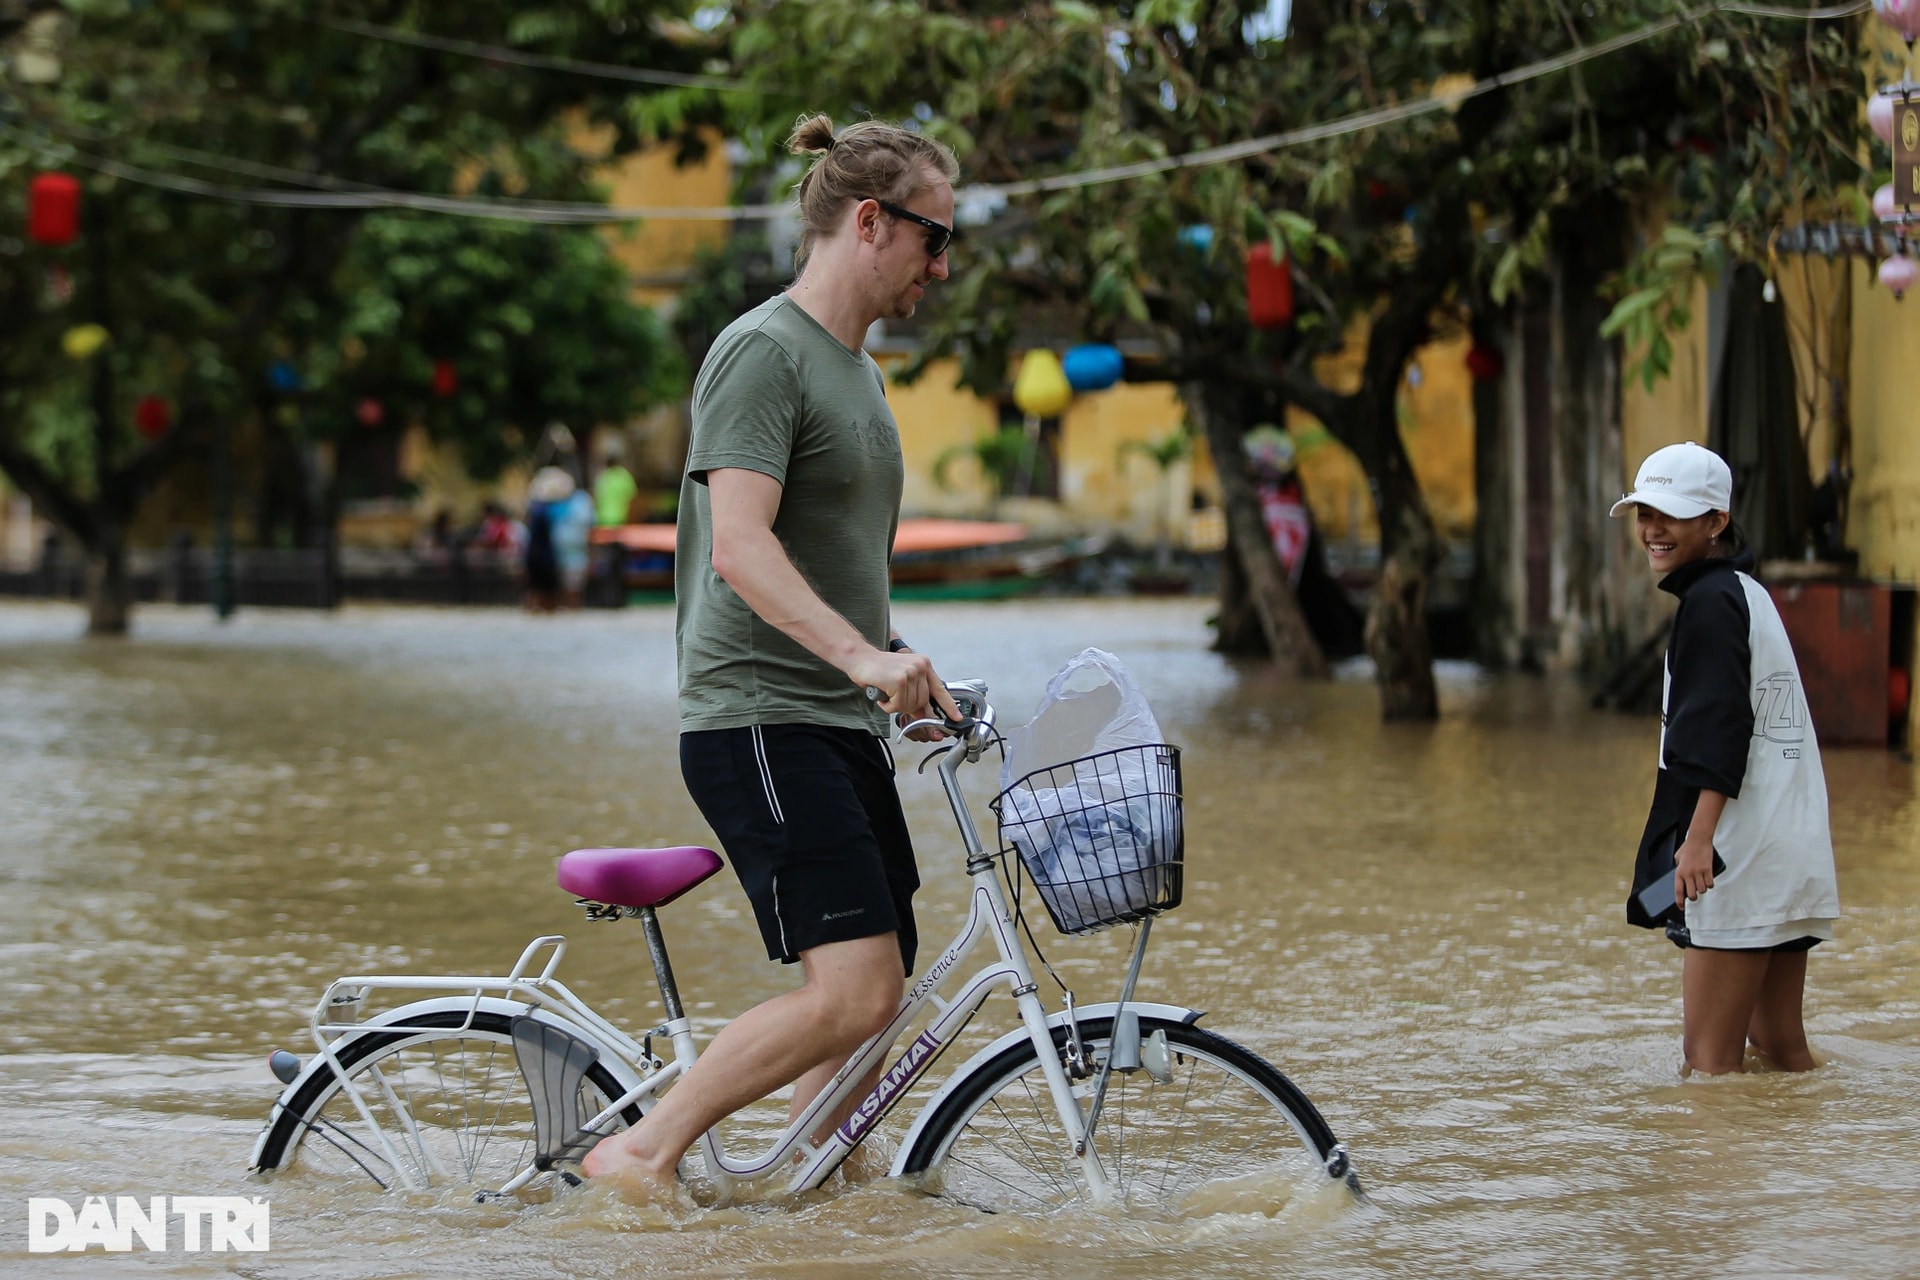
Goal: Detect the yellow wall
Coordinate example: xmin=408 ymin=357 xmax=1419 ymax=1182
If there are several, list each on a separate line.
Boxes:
xmin=1288 ymin=328 xmax=1479 ymax=543
xmin=879 ymin=356 xmax=1194 ymax=542
xmin=877 ymin=357 xmax=1001 ymax=519
xmin=1618 ymin=279 xmax=1714 ymax=476
xmin=1849 ymin=257 xmax=1920 ymax=581
xmin=881 ymin=333 xmax=1481 ymax=550
xmin=573 ymin=122 xmax=734 ymax=309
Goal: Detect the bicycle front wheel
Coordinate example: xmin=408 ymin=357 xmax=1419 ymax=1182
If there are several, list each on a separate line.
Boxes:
xmin=899 ymin=1016 xmax=1347 ymax=1215
xmin=252 ymin=1010 xmax=639 ymax=1193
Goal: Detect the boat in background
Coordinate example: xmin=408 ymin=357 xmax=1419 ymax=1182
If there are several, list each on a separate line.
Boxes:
xmin=592 ymin=518 xmax=1094 ymax=601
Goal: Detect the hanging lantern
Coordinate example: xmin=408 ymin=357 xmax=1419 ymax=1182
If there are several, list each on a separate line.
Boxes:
xmin=27 ymin=173 xmax=81 ymax=247
xmin=268 ymin=361 xmax=302 ymax=393
xmin=1011 ymin=349 xmax=1073 ymax=418
xmin=1873 ymin=0 xmax=1920 ymax=42
xmin=1176 ymin=224 xmax=1215 ymax=255
xmin=1246 ymin=241 xmax=1294 ymax=329
xmin=1879 ymin=252 xmax=1918 ymax=299
xmin=1465 ymin=343 xmax=1504 ymax=382
xmin=61 ymin=323 xmax=109 ymax=359
xmin=431 ymin=359 xmax=458 ymax=398
xmin=1871 ymin=92 xmax=1897 ymax=145
xmin=355 ymin=397 xmax=386 ymax=427
xmin=133 ymin=394 xmax=172 ymax=440
xmin=1874 ymin=181 xmax=1912 ymax=225
xmin=1062 ymin=344 xmax=1124 ymax=393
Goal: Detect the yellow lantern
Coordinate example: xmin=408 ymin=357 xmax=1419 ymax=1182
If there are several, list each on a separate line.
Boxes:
xmin=1012 ymin=348 xmax=1073 ymax=418
xmin=62 ymin=324 xmax=109 ymax=360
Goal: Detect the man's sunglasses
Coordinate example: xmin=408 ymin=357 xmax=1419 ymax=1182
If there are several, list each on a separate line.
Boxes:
xmin=874 ymin=199 xmax=955 ymax=258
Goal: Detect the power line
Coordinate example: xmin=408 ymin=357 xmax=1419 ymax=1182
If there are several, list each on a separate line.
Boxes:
xmin=312 ymin=16 xmax=776 ymax=95
xmin=2 ymin=0 xmax=1869 ymax=224
xmin=0 ymin=122 xmax=788 ymax=222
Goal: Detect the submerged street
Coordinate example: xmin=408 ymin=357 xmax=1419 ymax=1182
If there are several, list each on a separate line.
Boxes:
xmin=2 ymin=597 xmax=1916 ymax=1278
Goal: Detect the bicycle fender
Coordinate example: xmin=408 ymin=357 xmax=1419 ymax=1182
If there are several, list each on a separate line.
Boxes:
xmin=886 ymin=1001 xmax=1203 ymax=1179
xmin=248 ymin=996 xmax=644 ymax=1171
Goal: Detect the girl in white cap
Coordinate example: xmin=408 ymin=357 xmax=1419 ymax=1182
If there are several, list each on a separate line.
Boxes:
xmin=1613 ymin=441 xmax=1839 ymax=1074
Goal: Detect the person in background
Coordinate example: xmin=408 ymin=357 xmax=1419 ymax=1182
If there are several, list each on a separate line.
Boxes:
xmin=473 ymin=501 xmax=525 ymax=564
xmin=556 ymin=475 xmax=596 ymax=609
xmin=1613 ymin=441 xmax=1839 ymax=1075
xmin=594 ymin=442 xmax=640 ymax=528
xmin=523 ymin=466 xmax=573 ymax=613
xmin=413 ymin=508 xmax=455 ymax=566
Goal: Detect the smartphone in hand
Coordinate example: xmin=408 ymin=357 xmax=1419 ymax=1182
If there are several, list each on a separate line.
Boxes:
xmin=1636 ymin=849 xmax=1727 ymax=923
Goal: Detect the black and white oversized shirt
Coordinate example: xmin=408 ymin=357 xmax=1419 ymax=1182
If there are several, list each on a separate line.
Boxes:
xmin=1628 ymin=555 xmax=1840 ymax=947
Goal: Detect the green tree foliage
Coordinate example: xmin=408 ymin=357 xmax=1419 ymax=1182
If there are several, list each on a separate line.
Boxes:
xmin=296 ymin=214 xmax=682 ymax=482
xmin=703 ymin=0 xmax=1863 ymax=717
xmin=0 ymin=0 xmax=714 ymax=632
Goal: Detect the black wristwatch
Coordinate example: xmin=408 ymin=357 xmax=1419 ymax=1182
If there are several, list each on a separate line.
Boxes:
xmin=887 ymin=637 xmax=911 ymax=653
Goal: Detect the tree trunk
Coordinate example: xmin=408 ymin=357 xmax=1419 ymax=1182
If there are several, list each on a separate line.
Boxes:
xmin=85 ymin=527 xmax=132 ymax=636
xmin=1469 ymin=311 xmax=1522 ymax=668
xmin=1361 ymin=417 xmax=1442 ymax=720
xmin=1212 ymin=525 xmax=1267 ymax=655
xmin=1188 ymin=379 xmax=1328 ymax=678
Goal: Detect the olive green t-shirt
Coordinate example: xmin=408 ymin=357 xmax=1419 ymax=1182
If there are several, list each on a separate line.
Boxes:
xmin=675 ymin=294 xmax=901 ymax=734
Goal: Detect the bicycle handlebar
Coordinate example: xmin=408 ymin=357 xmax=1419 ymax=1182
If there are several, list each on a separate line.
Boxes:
xmin=867 ymin=679 xmax=996 ymax=761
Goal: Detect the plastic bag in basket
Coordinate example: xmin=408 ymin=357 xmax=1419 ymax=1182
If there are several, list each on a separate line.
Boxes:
xmin=1000 ymin=648 xmax=1163 ymax=793
xmin=1004 ymin=781 xmax=1175 ymax=933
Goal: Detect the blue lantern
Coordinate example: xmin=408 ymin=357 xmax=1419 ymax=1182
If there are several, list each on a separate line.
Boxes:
xmin=268 ymin=361 xmax=302 ymax=393
xmin=1062 ymin=344 xmax=1124 ymax=392
xmin=1177 ymin=224 xmax=1215 ymax=254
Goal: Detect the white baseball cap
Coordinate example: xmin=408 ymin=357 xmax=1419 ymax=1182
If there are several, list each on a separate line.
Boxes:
xmin=1608 ymin=442 xmax=1732 ymax=520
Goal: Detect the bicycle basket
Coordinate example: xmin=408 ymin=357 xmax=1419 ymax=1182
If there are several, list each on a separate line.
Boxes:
xmin=989 ymin=744 xmax=1183 ymax=936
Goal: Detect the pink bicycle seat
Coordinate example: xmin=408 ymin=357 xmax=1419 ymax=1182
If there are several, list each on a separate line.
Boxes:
xmin=556 ymin=846 xmax=724 ymax=910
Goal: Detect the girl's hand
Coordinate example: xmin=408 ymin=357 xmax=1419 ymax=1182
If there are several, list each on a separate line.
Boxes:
xmin=1675 ymin=837 xmax=1718 ymax=905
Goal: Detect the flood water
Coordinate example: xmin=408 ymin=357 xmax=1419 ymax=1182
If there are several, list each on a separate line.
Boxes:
xmin=2 ymin=597 xmax=1917 ymax=1279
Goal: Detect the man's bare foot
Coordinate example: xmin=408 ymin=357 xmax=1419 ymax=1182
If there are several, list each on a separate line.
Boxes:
xmin=581 ymin=1132 xmax=681 ymax=1198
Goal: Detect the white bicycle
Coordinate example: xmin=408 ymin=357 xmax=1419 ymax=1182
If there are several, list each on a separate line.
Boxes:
xmin=249 ymin=681 xmax=1354 ymax=1214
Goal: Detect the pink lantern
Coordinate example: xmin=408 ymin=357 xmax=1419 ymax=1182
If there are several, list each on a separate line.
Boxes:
xmin=1874 ymin=0 xmax=1920 ymax=42
xmin=1879 ymin=252 xmax=1919 ymax=298
xmin=355 ymin=397 xmax=385 ymax=427
xmin=1875 ymin=182 xmax=1905 ymax=222
xmin=1871 ymin=93 xmax=1896 ymax=145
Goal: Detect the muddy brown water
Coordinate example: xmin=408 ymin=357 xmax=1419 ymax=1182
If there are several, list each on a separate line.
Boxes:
xmin=2 ymin=598 xmax=1916 ymax=1279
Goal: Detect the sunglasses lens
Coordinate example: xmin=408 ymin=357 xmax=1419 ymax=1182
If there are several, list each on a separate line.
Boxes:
xmin=927 ymin=229 xmax=951 ymax=257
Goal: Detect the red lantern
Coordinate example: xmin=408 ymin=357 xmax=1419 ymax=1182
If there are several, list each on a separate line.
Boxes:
xmin=1246 ymin=242 xmax=1294 ymax=330
xmin=28 ymin=173 xmax=81 ymax=247
xmin=431 ymin=359 xmax=458 ymax=398
xmin=355 ymin=397 xmax=385 ymax=427
xmin=1465 ymin=342 xmax=1504 ymax=382
xmin=133 ymin=395 xmax=172 ymax=440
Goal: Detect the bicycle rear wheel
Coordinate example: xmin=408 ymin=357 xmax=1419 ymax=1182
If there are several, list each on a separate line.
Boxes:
xmin=252 ymin=1010 xmax=638 ymax=1192
xmin=899 ymin=1016 xmax=1347 ymax=1215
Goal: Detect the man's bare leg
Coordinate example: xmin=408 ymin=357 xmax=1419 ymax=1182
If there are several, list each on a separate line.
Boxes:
xmin=791 ymin=1055 xmax=886 ymax=1138
xmin=582 ymin=933 xmax=904 ymax=1187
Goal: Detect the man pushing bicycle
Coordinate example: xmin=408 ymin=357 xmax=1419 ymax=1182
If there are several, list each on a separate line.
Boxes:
xmin=582 ymin=113 xmax=964 ymax=1190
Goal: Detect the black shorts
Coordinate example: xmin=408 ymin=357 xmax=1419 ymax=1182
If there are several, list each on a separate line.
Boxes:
xmin=1667 ymin=925 xmax=1823 ymax=953
xmin=681 ymin=723 xmax=918 ymax=971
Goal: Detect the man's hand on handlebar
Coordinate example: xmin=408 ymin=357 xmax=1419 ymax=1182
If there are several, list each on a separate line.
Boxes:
xmin=849 ymin=647 xmax=963 ymax=742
